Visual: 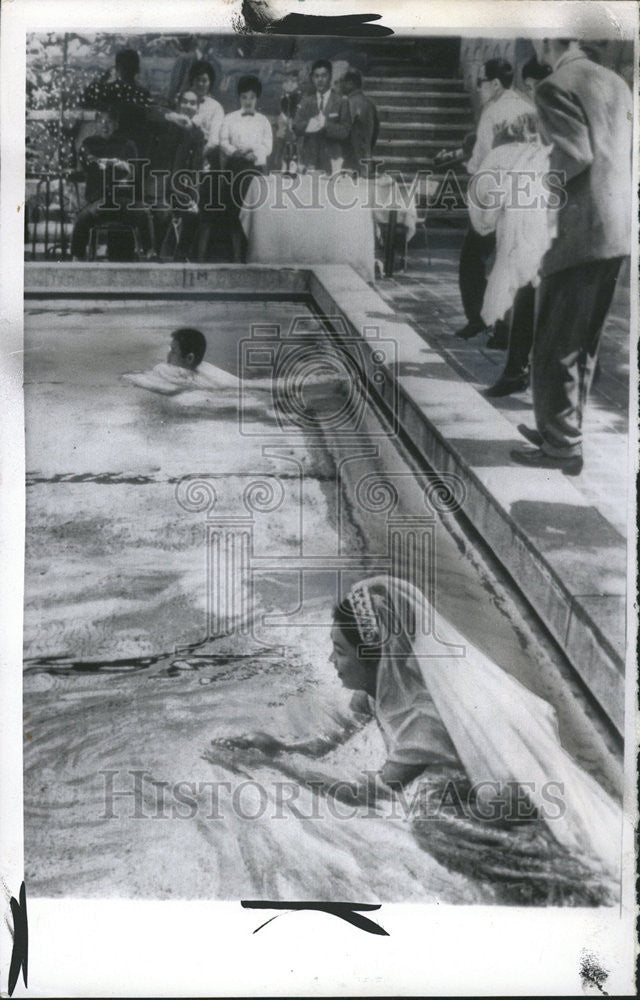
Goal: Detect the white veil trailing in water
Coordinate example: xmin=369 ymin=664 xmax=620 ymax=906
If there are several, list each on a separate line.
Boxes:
xmin=347 ymin=576 xmax=623 ymax=878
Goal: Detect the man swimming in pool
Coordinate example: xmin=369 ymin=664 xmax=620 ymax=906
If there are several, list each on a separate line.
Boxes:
xmin=122 ymin=325 xmax=352 ymax=411
xmin=122 ymin=326 xmax=240 ymax=395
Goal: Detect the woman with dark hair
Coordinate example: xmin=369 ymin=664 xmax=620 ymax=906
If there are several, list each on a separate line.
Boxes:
xmin=217 ymin=74 xmax=272 ymax=261
xmin=208 ymin=575 xmax=623 ymax=904
xmin=186 ymin=59 xmax=224 ymax=163
xmin=166 ymin=35 xmax=210 ymax=107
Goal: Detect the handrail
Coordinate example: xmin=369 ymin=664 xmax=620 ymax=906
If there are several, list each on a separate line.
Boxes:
xmin=26 ymin=170 xmax=81 ymax=260
xmin=26 ymin=108 xmax=96 ymax=120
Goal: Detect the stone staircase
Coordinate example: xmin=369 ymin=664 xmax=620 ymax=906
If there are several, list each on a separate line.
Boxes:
xmin=365 ymin=68 xmax=475 ymax=224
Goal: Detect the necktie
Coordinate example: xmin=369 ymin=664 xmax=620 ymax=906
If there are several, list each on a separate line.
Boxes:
xmin=318 ymin=92 xmax=325 ymax=112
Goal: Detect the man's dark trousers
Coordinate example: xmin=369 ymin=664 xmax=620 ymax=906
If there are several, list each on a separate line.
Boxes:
xmin=502 ymin=283 xmax=535 ymax=380
xmin=532 ymin=257 xmax=623 ymax=458
xmin=459 ymin=226 xmax=495 ymax=329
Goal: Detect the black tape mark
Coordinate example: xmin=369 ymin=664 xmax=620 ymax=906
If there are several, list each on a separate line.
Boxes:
xmin=240 ymin=2 xmax=394 ymax=36
xmin=241 ymin=900 xmax=389 ymax=935
xmin=8 ymin=882 xmax=28 ymax=997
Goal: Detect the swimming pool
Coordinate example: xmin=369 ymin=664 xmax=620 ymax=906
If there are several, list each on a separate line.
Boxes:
xmin=23 ymin=266 xmax=622 ymax=901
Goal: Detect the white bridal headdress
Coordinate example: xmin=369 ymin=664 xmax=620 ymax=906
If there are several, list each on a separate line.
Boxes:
xmin=347 ymin=582 xmax=380 ymax=645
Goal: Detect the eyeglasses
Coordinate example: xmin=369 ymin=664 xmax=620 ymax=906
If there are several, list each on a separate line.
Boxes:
xmin=477 ymin=77 xmax=490 ymax=87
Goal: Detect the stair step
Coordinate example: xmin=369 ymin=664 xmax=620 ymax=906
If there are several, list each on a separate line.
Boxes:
xmin=364 ymin=76 xmax=469 ymax=94
xmin=375 ymin=104 xmax=473 ymax=117
xmin=377 ymin=137 xmax=462 ymax=149
xmin=379 ymin=121 xmax=471 ymax=133
xmin=373 ymin=169 xmax=468 ymax=183
xmin=366 ymin=65 xmax=456 ymax=78
xmin=383 ymin=175 xmax=468 ymax=198
xmin=374 ymin=156 xmax=470 ymax=179
xmin=367 ymin=90 xmax=470 ymax=104
xmin=366 ymin=76 xmax=467 ymax=89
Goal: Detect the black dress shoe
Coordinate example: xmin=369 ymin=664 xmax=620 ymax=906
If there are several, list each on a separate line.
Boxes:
xmin=510 ymin=447 xmax=583 ymax=477
xmin=485 ymin=329 xmax=509 ymax=350
xmin=486 ymin=334 xmax=509 ymax=349
xmin=455 ymin=321 xmax=488 ymax=340
xmin=517 ymin=424 xmax=544 ymax=447
xmin=485 ymin=374 xmax=529 ymax=397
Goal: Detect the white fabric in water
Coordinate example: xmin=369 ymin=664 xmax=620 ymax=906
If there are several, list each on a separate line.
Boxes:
xmin=122 ymin=361 xmax=240 ymax=395
xmin=374 ymin=661 xmax=461 ymax=768
xmin=359 ymin=575 xmax=622 ymax=877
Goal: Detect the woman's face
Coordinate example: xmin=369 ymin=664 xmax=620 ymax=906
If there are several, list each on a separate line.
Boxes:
xmin=95 ymin=111 xmax=116 ymax=137
xmin=329 ymin=625 xmax=375 ymax=693
xmin=192 ymin=72 xmax=211 ymax=98
xmin=239 ymin=90 xmax=258 ymax=114
xmin=179 ymin=91 xmax=199 ymax=118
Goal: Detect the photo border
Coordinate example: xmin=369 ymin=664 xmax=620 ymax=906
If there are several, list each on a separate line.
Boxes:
xmin=2 ymin=2 xmax=638 ymax=995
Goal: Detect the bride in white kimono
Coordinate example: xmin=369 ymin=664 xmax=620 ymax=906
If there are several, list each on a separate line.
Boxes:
xmin=208 ymin=575 xmax=623 ymax=905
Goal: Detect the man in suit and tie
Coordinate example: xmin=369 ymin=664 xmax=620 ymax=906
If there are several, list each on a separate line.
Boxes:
xmin=293 ymin=59 xmax=351 ymax=173
xmin=511 ymin=39 xmax=632 ymax=475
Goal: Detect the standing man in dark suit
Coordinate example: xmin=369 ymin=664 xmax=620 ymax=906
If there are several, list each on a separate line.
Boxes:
xmin=511 ymin=39 xmax=632 ymax=475
xmin=341 ymin=69 xmax=379 ymax=175
xmin=293 ymin=60 xmax=351 ymax=173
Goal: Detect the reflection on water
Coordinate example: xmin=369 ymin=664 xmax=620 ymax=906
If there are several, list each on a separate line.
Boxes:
xmin=23 ymin=300 xmax=621 ymax=902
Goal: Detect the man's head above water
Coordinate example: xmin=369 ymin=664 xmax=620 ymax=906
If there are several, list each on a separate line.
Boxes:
xmin=167 ymin=328 xmax=207 ymax=370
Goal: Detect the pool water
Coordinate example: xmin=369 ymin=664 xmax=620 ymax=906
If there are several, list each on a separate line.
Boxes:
xmin=23 ymin=299 xmax=622 ymax=901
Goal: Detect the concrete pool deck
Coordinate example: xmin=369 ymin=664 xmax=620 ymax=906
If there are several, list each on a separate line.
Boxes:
xmin=24 ymin=261 xmax=629 ymax=733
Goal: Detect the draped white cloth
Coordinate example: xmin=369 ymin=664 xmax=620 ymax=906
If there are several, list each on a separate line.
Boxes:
xmin=238 ymin=174 xmax=417 ymax=283
xmin=467 ymin=140 xmax=558 ymax=325
xmin=355 ymin=575 xmax=622 ymax=878
xmin=122 ymin=361 xmax=239 ymax=396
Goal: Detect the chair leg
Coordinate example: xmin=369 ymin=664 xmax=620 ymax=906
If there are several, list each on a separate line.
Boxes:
xmin=196 ymin=224 xmax=211 ymax=262
xmin=147 ymin=214 xmax=155 ymax=257
xmin=132 ymin=227 xmax=144 ymax=261
xmin=170 ymin=217 xmax=182 ymax=261
xmin=400 ymin=235 xmax=409 ymax=272
xmin=425 ymin=222 xmax=431 ymax=266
